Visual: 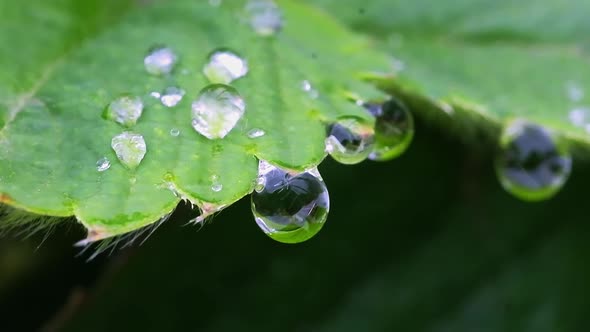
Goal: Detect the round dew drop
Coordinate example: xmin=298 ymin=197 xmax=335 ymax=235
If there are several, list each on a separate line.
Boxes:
xmin=96 ymin=157 xmax=111 ymax=172
xmin=144 ymin=46 xmax=178 ymax=76
xmin=203 ymin=49 xmax=249 ymax=84
xmin=325 ymin=116 xmax=375 ymax=165
xmin=245 ymin=0 xmax=283 ymax=36
xmin=191 ymin=84 xmax=246 ymax=139
xmin=105 ymin=95 xmax=143 ymax=127
xmin=111 ymin=132 xmax=147 ymax=170
xmin=251 ymin=160 xmax=330 ymax=244
xmin=495 ymin=120 xmax=572 ymax=202
xmin=366 ymin=98 xmax=414 ymax=161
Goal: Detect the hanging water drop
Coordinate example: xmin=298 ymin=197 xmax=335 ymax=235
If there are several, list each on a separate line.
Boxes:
xmin=366 ymin=98 xmax=414 ymax=161
xmin=203 ymin=49 xmax=249 ymax=84
xmin=248 ymin=128 xmax=265 ymax=138
xmin=111 ymin=132 xmax=147 ymax=170
xmin=245 ymin=0 xmax=283 ymax=36
xmin=160 ymin=87 xmax=185 ymax=107
xmin=495 ymin=120 xmax=572 ymax=202
xmin=325 ymin=116 xmax=375 ymax=165
xmin=191 ymin=84 xmax=246 ymax=139
xmin=144 ymin=46 xmax=178 ymax=76
xmin=251 ymin=160 xmax=330 ymax=244
xmin=105 ymin=95 xmax=143 ymax=127
xmin=96 ymin=157 xmax=111 ymax=172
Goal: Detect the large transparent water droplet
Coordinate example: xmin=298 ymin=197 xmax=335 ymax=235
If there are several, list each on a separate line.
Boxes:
xmin=105 ymin=95 xmax=143 ymax=127
xmin=144 ymin=46 xmax=178 ymax=76
xmin=251 ymin=160 xmax=330 ymax=244
xmin=111 ymin=132 xmax=147 ymax=170
xmin=245 ymin=0 xmax=283 ymax=36
xmin=191 ymin=84 xmax=245 ymax=139
xmin=203 ymin=49 xmax=249 ymax=84
xmin=325 ymin=116 xmax=375 ymax=165
xmin=160 ymin=87 xmax=185 ymax=107
xmin=96 ymin=157 xmax=111 ymax=172
xmin=366 ymin=98 xmax=414 ymax=161
xmin=495 ymin=120 xmax=572 ymax=201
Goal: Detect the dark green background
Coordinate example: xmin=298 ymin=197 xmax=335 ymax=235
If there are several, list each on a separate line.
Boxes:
xmin=1 ymin=116 xmax=588 ymax=332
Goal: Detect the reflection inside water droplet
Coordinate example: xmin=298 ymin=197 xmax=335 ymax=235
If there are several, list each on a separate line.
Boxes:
xmin=203 ymin=49 xmax=249 ymax=84
xmin=170 ymin=128 xmax=180 ymax=137
xmin=160 ymin=87 xmax=185 ymax=107
xmin=144 ymin=46 xmax=178 ymax=76
xmin=191 ymin=84 xmax=246 ymax=139
xmin=245 ymin=0 xmax=283 ymax=36
xmin=111 ymin=132 xmax=147 ymax=170
xmin=495 ymin=120 xmax=572 ymax=202
xmin=251 ymin=160 xmax=329 ymax=244
xmin=366 ymin=98 xmax=414 ymax=161
xmin=301 ymin=80 xmax=319 ymax=99
xmin=325 ymin=116 xmax=375 ymax=165
xmin=96 ymin=157 xmax=111 ymax=172
xmin=105 ymin=95 xmax=143 ymax=127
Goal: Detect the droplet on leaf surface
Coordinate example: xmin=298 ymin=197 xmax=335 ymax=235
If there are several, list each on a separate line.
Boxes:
xmin=495 ymin=120 xmax=572 ymax=202
xmin=144 ymin=46 xmax=178 ymax=76
xmin=251 ymin=160 xmax=330 ymax=244
xmin=105 ymin=95 xmax=143 ymax=127
xmin=111 ymin=132 xmax=147 ymax=170
xmin=160 ymin=87 xmax=185 ymax=107
xmin=325 ymin=116 xmax=375 ymax=165
xmin=203 ymin=49 xmax=249 ymax=84
xmin=245 ymin=0 xmax=283 ymax=36
xmin=96 ymin=157 xmax=111 ymax=172
xmin=248 ymin=128 xmax=265 ymax=138
xmin=366 ymin=98 xmax=414 ymax=161
xmin=191 ymin=84 xmax=245 ymax=139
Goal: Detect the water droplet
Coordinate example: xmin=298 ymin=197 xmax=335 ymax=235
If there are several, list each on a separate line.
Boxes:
xmin=248 ymin=128 xmax=265 ymax=138
xmin=391 ymin=57 xmax=406 ymax=72
xmin=251 ymin=160 xmax=330 ymax=244
xmin=150 ymin=91 xmax=161 ymax=99
xmin=111 ymin=132 xmax=147 ymax=170
xmin=191 ymin=84 xmax=246 ymax=139
xmin=209 ymin=0 xmax=222 ymax=6
xmin=568 ymin=107 xmax=589 ymax=127
xmin=170 ymin=128 xmax=180 ymax=137
xmin=495 ymin=120 xmax=572 ymax=201
xmin=160 ymin=87 xmax=185 ymax=107
xmin=210 ymin=175 xmax=223 ymax=192
xmin=105 ymin=95 xmax=143 ymax=127
xmin=325 ymin=116 xmax=375 ymax=165
xmin=245 ymin=0 xmax=283 ymax=36
xmin=566 ymin=81 xmax=584 ymax=102
xmin=203 ymin=49 xmax=249 ymax=84
xmin=301 ymin=80 xmax=319 ymax=99
xmin=144 ymin=46 xmax=178 ymax=76
xmin=366 ymin=98 xmax=414 ymax=161
xmin=96 ymin=157 xmax=111 ymax=172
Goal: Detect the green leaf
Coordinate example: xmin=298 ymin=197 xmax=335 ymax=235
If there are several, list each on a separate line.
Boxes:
xmin=313 ymin=0 xmax=590 ymax=155
xmin=0 ymin=0 xmax=388 ymax=239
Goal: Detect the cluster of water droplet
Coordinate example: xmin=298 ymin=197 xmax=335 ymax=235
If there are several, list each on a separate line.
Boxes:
xmin=325 ymin=97 xmax=414 ymax=165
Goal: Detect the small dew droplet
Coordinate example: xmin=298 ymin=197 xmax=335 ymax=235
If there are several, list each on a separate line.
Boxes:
xmin=495 ymin=120 xmax=572 ymax=202
xmin=251 ymin=160 xmax=330 ymax=244
xmin=568 ymin=107 xmax=589 ymax=127
xmin=366 ymin=98 xmax=414 ymax=161
xmin=325 ymin=116 xmax=375 ymax=165
xmin=111 ymin=132 xmax=147 ymax=170
xmin=170 ymin=128 xmax=180 ymax=137
xmin=191 ymin=84 xmax=246 ymax=139
xmin=248 ymin=128 xmax=266 ymax=138
xmin=203 ymin=49 xmax=249 ymax=84
xmin=245 ymin=0 xmax=283 ymax=36
xmin=160 ymin=87 xmax=185 ymax=107
xmin=150 ymin=91 xmax=161 ymax=99
xmin=566 ymin=81 xmax=584 ymax=102
xmin=301 ymin=80 xmax=319 ymax=99
xmin=144 ymin=46 xmax=178 ymax=76
xmin=96 ymin=157 xmax=111 ymax=172
xmin=105 ymin=95 xmax=143 ymax=127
